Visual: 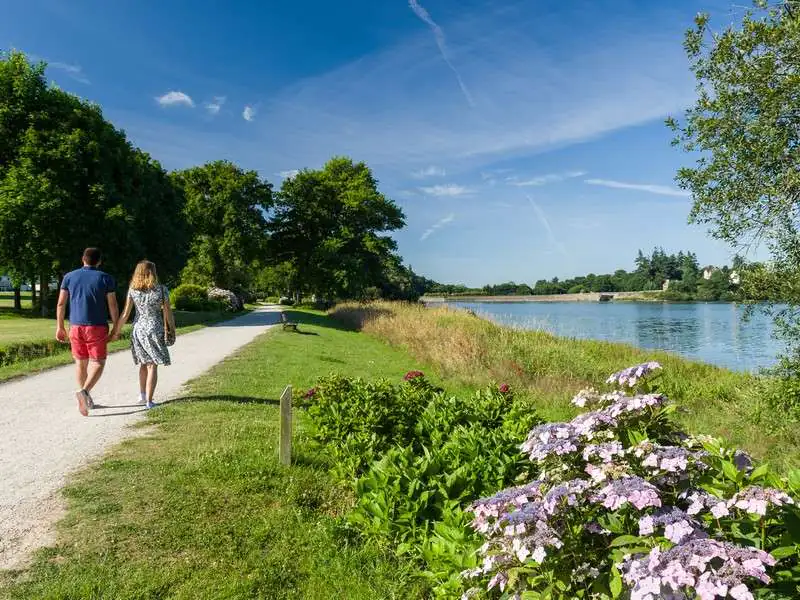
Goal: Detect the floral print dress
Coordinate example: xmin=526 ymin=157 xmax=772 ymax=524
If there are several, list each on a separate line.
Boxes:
xmin=129 ymin=285 xmax=171 ymax=366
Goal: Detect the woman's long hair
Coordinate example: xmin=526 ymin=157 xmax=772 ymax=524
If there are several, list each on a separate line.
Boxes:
xmin=130 ymin=260 xmax=159 ymax=291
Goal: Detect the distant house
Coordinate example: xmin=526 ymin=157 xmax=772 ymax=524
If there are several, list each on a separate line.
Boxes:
xmin=0 ymin=275 xmax=11 ymax=291
xmin=702 ymin=266 xmax=718 ymax=280
xmin=662 ymin=279 xmax=671 ymax=291
xmin=729 ymin=271 xmax=741 ymax=285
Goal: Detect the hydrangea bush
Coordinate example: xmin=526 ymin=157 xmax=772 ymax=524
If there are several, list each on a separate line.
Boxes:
xmin=462 ymin=363 xmax=800 ymax=600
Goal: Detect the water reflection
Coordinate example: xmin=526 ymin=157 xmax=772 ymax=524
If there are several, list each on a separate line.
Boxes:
xmin=450 ymin=301 xmax=782 ymax=372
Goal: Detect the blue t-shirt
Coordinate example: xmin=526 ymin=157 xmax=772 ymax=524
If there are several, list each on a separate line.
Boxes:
xmin=61 ymin=267 xmax=117 ymax=326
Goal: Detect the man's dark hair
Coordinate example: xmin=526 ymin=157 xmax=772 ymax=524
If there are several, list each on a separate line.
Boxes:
xmin=82 ymin=247 xmax=102 ymax=266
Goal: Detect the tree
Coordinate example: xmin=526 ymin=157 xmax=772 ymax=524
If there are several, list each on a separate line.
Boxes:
xmin=174 ymin=161 xmax=272 ymax=291
xmin=0 ymin=52 xmax=190 ymax=315
xmin=269 ymin=157 xmax=405 ymax=300
xmin=667 ymin=2 xmax=800 ymax=372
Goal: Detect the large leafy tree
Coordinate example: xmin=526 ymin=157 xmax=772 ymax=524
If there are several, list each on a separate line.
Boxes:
xmin=0 ymin=52 xmax=189 ymax=313
xmin=174 ymin=161 xmax=272 ymax=290
xmin=269 ymin=157 xmax=405 ymax=300
xmin=667 ymin=1 xmax=800 ymax=372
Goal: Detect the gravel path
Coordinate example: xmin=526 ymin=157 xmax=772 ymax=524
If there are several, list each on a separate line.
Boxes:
xmin=0 ymin=306 xmax=281 ymax=570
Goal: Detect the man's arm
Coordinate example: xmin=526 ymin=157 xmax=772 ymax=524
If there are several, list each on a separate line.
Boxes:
xmin=106 ymin=292 xmax=120 ymax=339
xmin=56 ymin=289 xmax=69 ymax=342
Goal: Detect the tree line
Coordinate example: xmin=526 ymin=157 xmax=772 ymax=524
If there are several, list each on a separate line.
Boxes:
xmin=0 ymin=51 xmax=424 ymax=315
xmin=427 ymin=247 xmax=749 ymax=302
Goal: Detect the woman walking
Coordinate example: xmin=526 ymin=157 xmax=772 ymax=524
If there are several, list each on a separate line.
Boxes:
xmin=116 ymin=261 xmax=175 ymax=408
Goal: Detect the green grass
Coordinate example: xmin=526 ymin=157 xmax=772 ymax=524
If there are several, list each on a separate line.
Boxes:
xmin=0 ymin=310 xmax=435 ymax=599
xmin=0 ymin=311 xmax=243 ymax=383
xmin=0 ymin=291 xmax=33 ymax=309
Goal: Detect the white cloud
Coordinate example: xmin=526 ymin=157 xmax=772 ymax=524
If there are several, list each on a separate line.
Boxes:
xmin=48 ymin=61 xmax=90 ymax=85
xmin=205 ymin=96 xmax=226 ymax=115
xmin=243 ymin=105 xmax=256 ymax=122
xmin=420 ymin=213 xmax=455 ymax=241
xmin=528 ymin=196 xmax=566 ymax=255
xmin=412 ymin=165 xmax=446 ymax=178
xmin=420 ymin=184 xmax=472 ymax=197
xmin=156 ymin=91 xmax=194 ymax=108
xmin=278 ymin=169 xmax=300 ymax=179
xmin=408 ymin=0 xmax=474 ymax=107
xmin=508 ymin=171 xmax=586 ymax=187
xmin=584 ymin=178 xmax=690 ymax=197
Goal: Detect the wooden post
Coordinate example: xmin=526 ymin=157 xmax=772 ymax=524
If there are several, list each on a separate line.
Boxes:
xmin=279 ymin=385 xmax=292 ymax=466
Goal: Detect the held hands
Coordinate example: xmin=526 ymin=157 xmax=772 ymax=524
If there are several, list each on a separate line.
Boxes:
xmin=108 ymin=325 xmax=121 ymax=342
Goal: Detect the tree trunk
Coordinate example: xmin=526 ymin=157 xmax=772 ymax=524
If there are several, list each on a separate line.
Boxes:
xmin=30 ymin=278 xmax=37 ymax=306
xmin=39 ymin=273 xmax=49 ymax=317
xmin=13 ymin=286 xmax=21 ymax=311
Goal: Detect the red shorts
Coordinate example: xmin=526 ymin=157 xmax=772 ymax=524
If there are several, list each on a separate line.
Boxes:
xmin=69 ymin=325 xmax=109 ymax=361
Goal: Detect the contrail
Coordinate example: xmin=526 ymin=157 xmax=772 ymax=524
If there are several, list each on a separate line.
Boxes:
xmin=408 ymin=0 xmax=475 ymax=107
xmin=527 ymin=196 xmax=566 ymax=255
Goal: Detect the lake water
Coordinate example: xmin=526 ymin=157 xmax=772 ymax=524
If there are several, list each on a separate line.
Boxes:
xmin=450 ymin=301 xmax=783 ymax=372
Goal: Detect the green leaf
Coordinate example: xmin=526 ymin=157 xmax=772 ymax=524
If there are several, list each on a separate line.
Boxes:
xmin=610 ymin=566 xmax=623 ymax=598
xmin=749 ymin=463 xmax=770 ymax=482
xmin=609 ymin=535 xmax=643 ymax=548
xmin=771 ymin=546 xmax=798 ymax=560
xmin=721 ymin=460 xmax=741 ymax=482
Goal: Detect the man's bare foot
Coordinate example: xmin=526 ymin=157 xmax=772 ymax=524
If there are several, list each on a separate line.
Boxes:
xmin=76 ymin=390 xmax=89 ymax=417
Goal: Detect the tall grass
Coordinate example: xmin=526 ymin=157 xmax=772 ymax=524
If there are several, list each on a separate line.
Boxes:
xmin=330 ymin=301 xmax=800 ymax=469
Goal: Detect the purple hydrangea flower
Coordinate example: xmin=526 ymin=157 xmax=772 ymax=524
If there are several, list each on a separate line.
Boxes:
xmin=638 ymin=507 xmax=703 ymax=543
xmin=621 ymin=539 xmax=776 ymax=600
xmin=683 ymin=490 xmax=730 ymax=519
xmin=727 ymin=486 xmax=794 ymax=517
xmin=592 ymin=476 xmax=662 ymax=511
xmin=606 ymin=361 xmax=662 ymax=388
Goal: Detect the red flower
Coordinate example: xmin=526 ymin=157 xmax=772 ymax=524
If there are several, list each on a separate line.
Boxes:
xmin=404 ymin=370 xmax=424 ymax=381
xmin=498 ymin=383 xmax=511 ymax=394
xmin=304 ymin=387 xmax=318 ymax=398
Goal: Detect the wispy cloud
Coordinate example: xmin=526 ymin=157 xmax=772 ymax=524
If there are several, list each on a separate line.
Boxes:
xmin=278 ymin=169 xmax=300 ymax=179
xmin=527 ymin=196 xmax=566 ymax=255
xmin=584 ymin=178 xmax=690 ymax=197
xmin=243 ymin=105 xmax=256 ymax=122
xmin=205 ymin=96 xmax=226 ymax=115
xmin=411 ymin=165 xmax=446 ymax=179
xmin=508 ymin=171 xmax=586 ymax=187
xmin=408 ymin=0 xmax=475 ymax=107
xmin=155 ymin=91 xmax=194 ymax=108
xmin=48 ymin=61 xmax=90 ymax=84
xmin=420 ymin=213 xmax=455 ymax=241
xmin=420 ymin=184 xmax=472 ymax=197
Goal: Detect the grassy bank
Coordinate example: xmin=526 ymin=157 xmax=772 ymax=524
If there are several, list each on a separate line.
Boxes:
xmin=0 ymin=310 xmax=242 ymax=382
xmin=330 ymin=301 xmax=800 ymax=469
xmin=0 ymin=310 xmax=435 ymax=599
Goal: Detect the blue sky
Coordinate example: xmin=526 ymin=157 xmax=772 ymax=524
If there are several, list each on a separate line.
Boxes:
xmin=3 ymin=0 xmax=744 ymax=286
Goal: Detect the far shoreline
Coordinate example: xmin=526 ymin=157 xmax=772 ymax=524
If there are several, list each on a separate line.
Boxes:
xmin=419 ymin=292 xmax=741 ymax=304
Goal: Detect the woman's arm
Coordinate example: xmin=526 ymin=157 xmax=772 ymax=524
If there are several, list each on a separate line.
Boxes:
xmin=112 ymin=294 xmax=134 ymax=340
xmin=163 ymin=287 xmax=176 ymax=331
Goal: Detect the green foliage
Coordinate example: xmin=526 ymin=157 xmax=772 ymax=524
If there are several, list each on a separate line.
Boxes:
xmin=668 ymin=4 xmax=800 ymax=373
xmin=170 ymin=284 xmax=221 ymax=312
xmin=268 ymin=157 xmax=406 ymax=301
xmin=0 ymin=51 xmax=188 ymax=314
xmin=306 ymin=374 xmax=543 ymax=596
xmin=306 ymin=374 xmax=440 ymax=477
xmin=173 ymin=160 xmax=272 ymax=291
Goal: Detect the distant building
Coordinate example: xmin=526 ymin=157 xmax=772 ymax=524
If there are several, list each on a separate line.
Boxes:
xmin=702 ymin=266 xmax=718 ymax=280
xmin=0 ymin=275 xmax=11 ymax=291
xmin=662 ymin=279 xmax=671 ymax=291
xmin=729 ymin=271 xmax=741 ymax=285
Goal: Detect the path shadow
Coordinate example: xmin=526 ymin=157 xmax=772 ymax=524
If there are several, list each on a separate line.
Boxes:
xmin=89 ymin=407 xmax=147 ymax=417
xmin=166 ymin=394 xmax=280 ymax=406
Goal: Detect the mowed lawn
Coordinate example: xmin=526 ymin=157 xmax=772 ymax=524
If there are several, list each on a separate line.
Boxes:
xmin=0 ymin=310 xmax=435 ymax=600
xmin=0 ymin=291 xmax=33 ymax=309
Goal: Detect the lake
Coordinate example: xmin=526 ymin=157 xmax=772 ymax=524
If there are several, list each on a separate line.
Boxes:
xmin=449 ymin=301 xmax=782 ymax=372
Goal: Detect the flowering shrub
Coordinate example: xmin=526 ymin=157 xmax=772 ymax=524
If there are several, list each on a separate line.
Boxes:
xmin=405 ymin=370 xmax=426 ymax=381
xmin=462 ymin=363 xmax=800 ymax=600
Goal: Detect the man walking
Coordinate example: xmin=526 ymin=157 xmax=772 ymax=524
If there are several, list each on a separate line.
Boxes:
xmin=56 ymin=248 xmax=120 ymax=416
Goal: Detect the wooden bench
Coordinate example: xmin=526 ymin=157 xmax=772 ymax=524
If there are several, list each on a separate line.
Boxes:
xmin=280 ymin=312 xmax=298 ymax=332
